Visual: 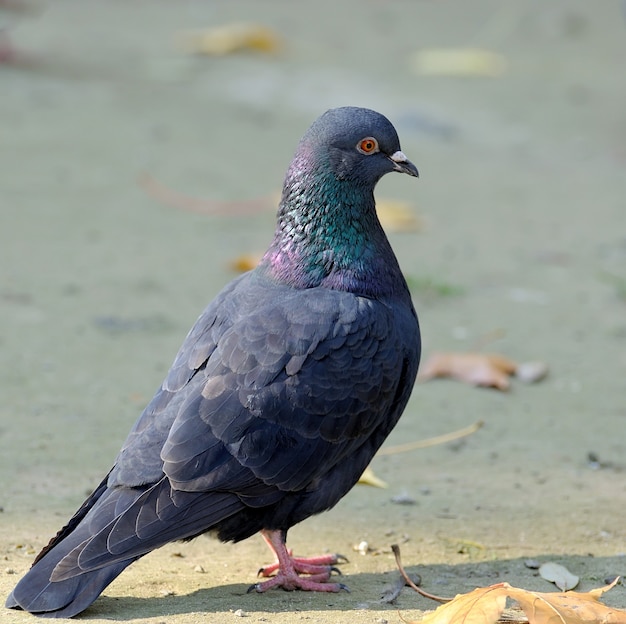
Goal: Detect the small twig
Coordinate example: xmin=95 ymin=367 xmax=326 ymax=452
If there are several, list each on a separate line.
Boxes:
xmin=137 ymin=171 xmax=270 ymax=216
xmin=391 ymin=544 xmax=450 ymax=604
xmin=379 ymin=420 xmax=483 ymax=456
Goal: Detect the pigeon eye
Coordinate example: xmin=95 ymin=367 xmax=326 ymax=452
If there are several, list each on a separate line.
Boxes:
xmin=356 ymin=137 xmax=379 ymax=155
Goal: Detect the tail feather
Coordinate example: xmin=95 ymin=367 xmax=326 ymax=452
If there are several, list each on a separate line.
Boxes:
xmin=6 ymin=479 xmax=246 ymax=617
xmin=55 ymin=487 xmax=243 ymax=579
xmin=6 ymin=533 xmax=137 ymax=618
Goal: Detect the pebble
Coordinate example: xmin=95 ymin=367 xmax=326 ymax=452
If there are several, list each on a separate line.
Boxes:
xmin=390 ymin=493 xmax=417 ymax=505
xmin=515 ymin=361 xmax=549 ymax=383
xmin=356 ymin=541 xmax=369 ymax=555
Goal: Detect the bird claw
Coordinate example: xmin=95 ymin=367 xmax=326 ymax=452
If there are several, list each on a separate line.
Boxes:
xmin=253 ymin=531 xmax=349 ymax=593
xmin=249 ymin=575 xmax=349 ymax=593
xmin=257 ymin=553 xmax=346 ymax=578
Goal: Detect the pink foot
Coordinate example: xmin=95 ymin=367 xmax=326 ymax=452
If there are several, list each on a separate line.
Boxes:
xmin=258 ymin=552 xmax=345 ymax=578
xmin=249 ymin=529 xmax=349 ymax=593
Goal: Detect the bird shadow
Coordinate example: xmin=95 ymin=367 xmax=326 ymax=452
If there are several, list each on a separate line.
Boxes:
xmin=81 ymin=572 xmax=391 ymax=621
xmin=79 ymin=555 xmax=626 ymax=620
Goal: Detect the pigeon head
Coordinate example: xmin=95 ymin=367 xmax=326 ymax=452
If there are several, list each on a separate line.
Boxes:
xmin=298 ymin=106 xmax=418 ymax=185
xmin=260 ymin=107 xmax=418 ymax=296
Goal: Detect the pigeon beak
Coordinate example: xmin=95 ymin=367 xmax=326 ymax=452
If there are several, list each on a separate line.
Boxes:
xmin=389 ymin=151 xmax=419 ymax=177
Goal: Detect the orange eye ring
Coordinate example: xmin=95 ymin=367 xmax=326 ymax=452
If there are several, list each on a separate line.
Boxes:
xmin=357 ymin=137 xmax=379 ymax=155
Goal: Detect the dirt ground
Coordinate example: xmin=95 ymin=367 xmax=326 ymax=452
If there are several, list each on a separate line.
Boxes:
xmin=1 ymin=1 xmax=626 ymax=622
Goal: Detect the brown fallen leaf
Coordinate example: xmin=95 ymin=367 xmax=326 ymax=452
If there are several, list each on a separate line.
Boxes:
xmin=394 ymin=540 xmax=623 ymax=622
xmin=419 ymin=352 xmax=518 ymax=391
xmin=511 ymin=579 xmax=626 ymax=624
xmin=177 ymin=23 xmax=282 ymax=56
xmin=404 ymin=578 xmax=625 ymax=624
xmin=417 ymin=584 xmax=507 ymax=624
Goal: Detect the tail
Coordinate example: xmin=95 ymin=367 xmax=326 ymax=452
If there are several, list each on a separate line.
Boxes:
xmin=6 ymin=553 xmax=135 ymax=618
xmin=6 ymin=476 xmax=245 ymax=618
xmin=5 ymin=475 xmax=141 ymax=618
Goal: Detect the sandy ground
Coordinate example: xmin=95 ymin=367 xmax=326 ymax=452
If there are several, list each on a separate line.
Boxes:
xmin=1 ymin=1 xmax=626 ymax=622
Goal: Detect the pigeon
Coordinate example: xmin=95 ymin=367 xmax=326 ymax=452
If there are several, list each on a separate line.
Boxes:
xmin=6 ymin=106 xmax=421 ymax=618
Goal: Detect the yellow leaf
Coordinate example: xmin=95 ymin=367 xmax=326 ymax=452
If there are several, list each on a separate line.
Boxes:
xmin=411 ymin=48 xmax=507 ymax=77
xmin=376 ymin=199 xmax=422 ymax=233
xmin=357 ymin=466 xmax=388 ymax=488
xmin=229 ymin=255 xmax=261 ymax=273
xmin=177 ymin=23 xmax=282 ymax=56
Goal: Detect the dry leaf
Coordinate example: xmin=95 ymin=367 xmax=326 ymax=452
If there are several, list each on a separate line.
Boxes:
xmin=419 ymin=352 xmax=518 ymax=391
xmin=376 ymin=199 xmax=422 ymax=233
xmin=229 ymin=254 xmax=261 ymax=273
xmin=538 ymin=562 xmax=579 ymax=591
xmin=412 ymin=578 xmax=625 ymax=624
xmin=177 ymin=23 xmax=282 ymax=56
xmin=357 ymin=466 xmax=388 ymax=488
xmin=507 ymin=580 xmax=625 ymax=624
xmin=393 ymin=544 xmax=625 ymax=624
xmin=418 ymin=584 xmax=508 ymax=624
xmin=411 ymin=48 xmax=507 ymax=77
